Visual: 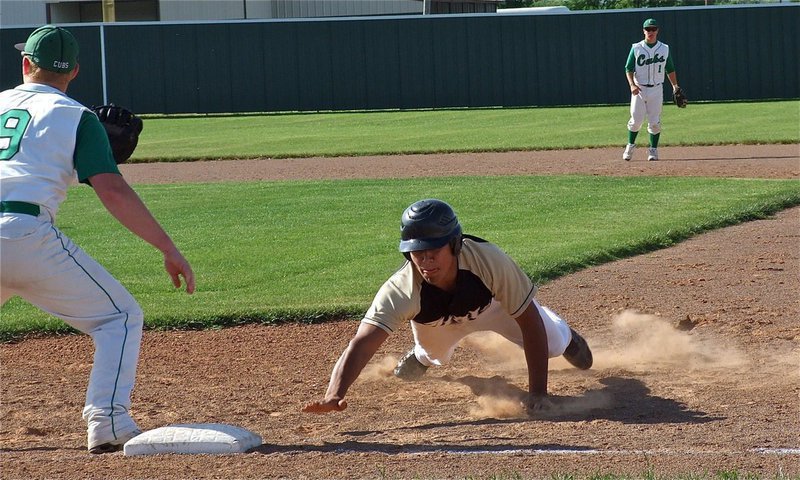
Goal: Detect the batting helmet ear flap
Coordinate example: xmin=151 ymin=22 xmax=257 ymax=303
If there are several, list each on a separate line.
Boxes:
xmin=450 ymin=234 xmax=462 ymax=256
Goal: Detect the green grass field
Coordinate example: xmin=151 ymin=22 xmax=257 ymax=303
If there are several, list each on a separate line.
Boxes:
xmin=2 ymin=100 xmax=799 ymax=341
xmin=2 ymin=175 xmax=798 ymax=341
xmin=133 ymin=101 xmax=800 ymax=161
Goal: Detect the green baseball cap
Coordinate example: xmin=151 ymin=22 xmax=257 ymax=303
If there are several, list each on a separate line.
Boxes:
xmin=643 ymin=18 xmax=658 ymax=28
xmin=14 ymin=25 xmax=79 ymax=73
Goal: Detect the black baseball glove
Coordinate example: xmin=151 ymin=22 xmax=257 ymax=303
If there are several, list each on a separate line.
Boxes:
xmin=92 ymin=104 xmax=144 ymax=164
xmin=673 ymin=87 xmax=688 ymax=108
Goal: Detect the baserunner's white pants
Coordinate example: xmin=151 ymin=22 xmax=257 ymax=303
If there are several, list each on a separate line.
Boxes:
xmin=409 ymin=298 xmax=572 ymax=367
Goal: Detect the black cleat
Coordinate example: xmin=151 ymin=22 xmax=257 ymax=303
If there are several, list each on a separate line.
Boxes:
xmin=89 ymin=442 xmax=124 ymax=454
xmin=563 ymin=328 xmax=593 ymax=370
xmin=394 ymin=348 xmax=429 ymax=380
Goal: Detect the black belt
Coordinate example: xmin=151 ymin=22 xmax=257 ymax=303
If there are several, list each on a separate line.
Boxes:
xmin=0 ymin=201 xmax=40 ymax=216
xmin=641 ymin=84 xmax=660 ymax=87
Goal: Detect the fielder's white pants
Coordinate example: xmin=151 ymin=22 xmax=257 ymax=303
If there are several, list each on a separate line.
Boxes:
xmin=627 ymin=84 xmax=664 ymax=135
xmin=1 ymin=212 xmax=142 ymax=447
xmin=410 ymin=298 xmax=572 ymax=367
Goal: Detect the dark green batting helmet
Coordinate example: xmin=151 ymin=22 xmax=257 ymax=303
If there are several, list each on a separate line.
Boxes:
xmin=399 ymin=199 xmax=462 ymax=254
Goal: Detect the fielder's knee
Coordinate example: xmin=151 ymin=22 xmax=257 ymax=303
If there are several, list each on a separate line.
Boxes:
xmin=125 ymin=303 xmax=144 ymax=332
xmin=97 ymin=301 xmax=143 ymax=334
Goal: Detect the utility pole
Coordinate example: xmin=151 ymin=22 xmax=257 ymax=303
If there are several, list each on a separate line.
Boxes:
xmin=102 ymin=0 xmax=116 ymax=22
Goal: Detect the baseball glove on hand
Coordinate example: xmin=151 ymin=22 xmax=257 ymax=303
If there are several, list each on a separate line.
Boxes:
xmin=673 ymin=87 xmax=688 ymax=108
xmin=92 ymin=104 xmax=143 ymax=164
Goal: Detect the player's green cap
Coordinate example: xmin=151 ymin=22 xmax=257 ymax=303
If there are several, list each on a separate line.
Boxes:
xmin=643 ymin=18 xmax=658 ymax=28
xmin=14 ymin=25 xmax=79 ymax=73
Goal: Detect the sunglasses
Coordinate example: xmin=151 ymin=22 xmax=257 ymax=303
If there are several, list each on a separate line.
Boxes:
xmin=644 ymin=27 xmax=658 ymax=32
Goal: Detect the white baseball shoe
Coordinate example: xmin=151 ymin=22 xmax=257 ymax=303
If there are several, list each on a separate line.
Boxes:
xmin=622 ymin=143 xmax=635 ymax=161
xmin=647 ymin=147 xmax=659 ymax=161
xmin=89 ymin=428 xmax=142 ymax=454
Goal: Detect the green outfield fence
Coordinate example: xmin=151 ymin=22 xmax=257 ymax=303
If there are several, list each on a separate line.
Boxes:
xmin=1 ymin=4 xmax=798 ymax=114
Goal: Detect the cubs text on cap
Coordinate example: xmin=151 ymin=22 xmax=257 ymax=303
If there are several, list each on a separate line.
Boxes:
xmin=15 ymin=25 xmax=79 ymax=73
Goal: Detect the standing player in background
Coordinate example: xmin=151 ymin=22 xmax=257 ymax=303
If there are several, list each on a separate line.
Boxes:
xmin=622 ymin=18 xmax=681 ymax=162
xmin=0 ymin=25 xmax=195 ymax=453
xmin=303 ymin=199 xmax=593 ymax=416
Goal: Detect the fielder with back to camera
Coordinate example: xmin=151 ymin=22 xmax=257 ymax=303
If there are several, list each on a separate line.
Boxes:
xmin=0 ymin=25 xmax=195 ymax=453
xmin=623 ymin=18 xmax=685 ymax=162
xmin=303 ymin=199 xmax=593 ymax=415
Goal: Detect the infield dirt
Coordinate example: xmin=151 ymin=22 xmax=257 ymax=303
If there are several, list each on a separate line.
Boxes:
xmin=1 ymin=145 xmax=798 ymax=479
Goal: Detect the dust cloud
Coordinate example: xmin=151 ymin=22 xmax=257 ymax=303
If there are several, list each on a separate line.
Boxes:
xmin=361 ymin=355 xmax=398 ymax=381
xmin=468 ymin=395 xmax=524 ymax=419
xmin=458 ymin=333 xmax=614 ymax=419
xmin=598 ymin=309 xmax=749 ymax=371
xmin=453 ymin=309 xmax=755 ymax=419
xmin=461 ymin=332 xmax=527 ymax=371
xmin=465 ymin=385 xmax=615 ymax=420
xmin=359 ymin=310 xmax=768 ymax=420
xmin=462 ymin=309 xmax=750 ymax=373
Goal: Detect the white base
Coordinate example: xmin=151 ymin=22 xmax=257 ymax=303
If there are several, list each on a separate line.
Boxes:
xmin=123 ymin=423 xmax=262 ymax=456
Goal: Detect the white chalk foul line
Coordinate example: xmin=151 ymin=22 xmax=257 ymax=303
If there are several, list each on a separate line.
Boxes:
xmin=349 ymin=447 xmax=800 ymax=456
xmin=752 ymin=448 xmax=800 ymax=455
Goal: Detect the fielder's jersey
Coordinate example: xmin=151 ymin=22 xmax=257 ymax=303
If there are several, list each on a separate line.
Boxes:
xmin=625 ymin=41 xmax=675 ymax=86
xmin=0 ymin=83 xmax=119 ymax=219
xmin=362 ymin=235 xmax=537 ymax=334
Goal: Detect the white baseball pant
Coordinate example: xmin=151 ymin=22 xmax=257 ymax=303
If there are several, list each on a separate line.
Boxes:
xmin=627 ymin=84 xmax=664 ymax=135
xmin=409 ymin=298 xmax=572 ymax=367
xmin=0 ymin=212 xmax=142 ymax=448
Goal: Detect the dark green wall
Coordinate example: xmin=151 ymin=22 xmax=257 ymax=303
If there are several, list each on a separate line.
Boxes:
xmin=2 ymin=4 xmax=797 ymax=114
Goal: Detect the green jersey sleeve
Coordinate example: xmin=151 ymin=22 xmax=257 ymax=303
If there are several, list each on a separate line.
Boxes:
xmin=625 ymin=46 xmax=636 ymax=72
xmin=74 ymin=110 xmax=120 ymax=184
xmin=665 ymin=52 xmax=676 ymax=74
